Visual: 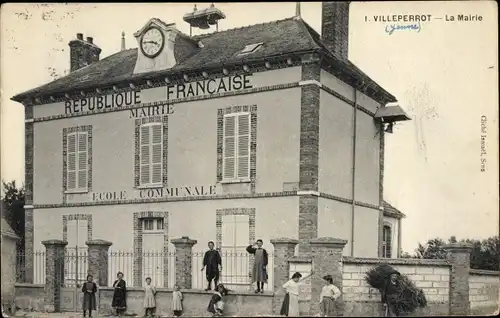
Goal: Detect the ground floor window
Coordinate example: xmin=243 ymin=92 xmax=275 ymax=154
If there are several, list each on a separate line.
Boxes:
xmin=221 ymin=214 xmax=250 ymax=286
xmin=142 ymin=218 xmax=165 ymax=287
xmin=65 ymin=218 xmax=89 ymax=286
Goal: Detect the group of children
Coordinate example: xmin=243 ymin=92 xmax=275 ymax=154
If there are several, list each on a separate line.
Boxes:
xmin=281 ymin=270 xmax=342 ymax=317
xmin=81 ymin=273 xmax=228 ymax=318
xmin=81 ymin=270 xmax=340 ymax=317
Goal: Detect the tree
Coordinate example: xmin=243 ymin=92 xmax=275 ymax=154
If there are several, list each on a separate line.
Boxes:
xmin=402 ymin=235 xmax=499 ymax=271
xmin=1 ymin=180 xmax=25 ymax=253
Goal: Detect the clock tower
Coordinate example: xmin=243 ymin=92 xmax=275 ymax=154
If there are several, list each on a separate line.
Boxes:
xmin=133 ymin=18 xmax=193 ymax=75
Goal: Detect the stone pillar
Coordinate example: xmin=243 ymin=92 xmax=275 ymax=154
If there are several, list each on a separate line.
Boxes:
xmin=42 ymin=239 xmax=68 ymax=313
xmin=270 ymin=238 xmax=299 ymax=315
xmin=86 ymin=239 xmax=113 ymax=286
xmin=444 ymin=242 xmax=473 ymax=316
xmin=310 ymin=237 xmax=348 ymax=316
xmin=171 ymin=236 xmax=197 ymax=289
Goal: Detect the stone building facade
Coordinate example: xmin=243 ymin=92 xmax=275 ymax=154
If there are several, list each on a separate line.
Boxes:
xmin=12 ymin=2 xmax=407 ymax=287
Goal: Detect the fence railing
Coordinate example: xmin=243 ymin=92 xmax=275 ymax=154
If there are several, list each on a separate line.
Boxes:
xmin=18 ymin=250 xmax=274 ymax=291
xmin=16 ymin=251 xmax=46 ymax=284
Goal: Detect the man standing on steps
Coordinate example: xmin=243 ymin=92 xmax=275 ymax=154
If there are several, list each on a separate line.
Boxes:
xmin=201 ymin=241 xmax=222 ymax=291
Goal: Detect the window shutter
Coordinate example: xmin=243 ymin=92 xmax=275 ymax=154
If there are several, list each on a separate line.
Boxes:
xmin=151 ymin=124 xmax=163 ymax=184
xmin=221 ymin=215 xmax=235 ymax=250
xmin=234 ymin=215 xmax=250 ymax=247
xmin=237 ymin=114 xmax=250 ymax=179
xmin=223 ymin=115 xmax=236 ymax=180
xmin=77 ymin=132 xmax=88 ymax=189
xmin=140 ymin=124 xmax=163 ymax=186
xmin=67 ymin=133 xmax=77 ymax=190
xmin=140 ymin=125 xmax=151 ymax=185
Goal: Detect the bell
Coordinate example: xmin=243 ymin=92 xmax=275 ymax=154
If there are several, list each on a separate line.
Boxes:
xmin=385 ymin=122 xmax=394 ymax=134
xmin=198 ymin=20 xmax=210 ymax=29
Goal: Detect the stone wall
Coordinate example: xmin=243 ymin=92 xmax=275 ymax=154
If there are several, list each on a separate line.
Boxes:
xmin=98 ymin=287 xmax=273 ymax=317
xmin=1 ymin=218 xmax=19 ymax=312
xmin=11 ymin=236 xmax=500 ymax=316
xmin=469 ymin=269 xmax=500 ymax=315
xmin=342 ymin=258 xmax=451 ymax=316
xmin=14 ymin=284 xmax=45 ymax=312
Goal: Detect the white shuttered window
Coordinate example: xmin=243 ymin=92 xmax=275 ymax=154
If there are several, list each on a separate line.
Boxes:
xmin=140 ymin=123 xmax=163 ymax=186
xmin=223 ymin=112 xmax=250 ymax=181
xmin=66 ymin=132 xmax=89 ymax=192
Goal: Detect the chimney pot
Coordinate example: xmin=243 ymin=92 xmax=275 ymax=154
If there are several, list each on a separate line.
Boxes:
xmin=77 ymin=33 xmax=83 ymax=40
xmin=87 ymin=37 xmax=93 ymax=44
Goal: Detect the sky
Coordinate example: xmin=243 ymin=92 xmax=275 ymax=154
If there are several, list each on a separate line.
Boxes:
xmin=1 ymin=2 xmax=498 ymax=253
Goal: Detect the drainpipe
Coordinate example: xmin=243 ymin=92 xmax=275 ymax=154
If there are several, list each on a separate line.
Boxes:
xmin=350 ymin=89 xmax=358 ymax=256
xmin=397 ymin=218 xmax=402 ymax=258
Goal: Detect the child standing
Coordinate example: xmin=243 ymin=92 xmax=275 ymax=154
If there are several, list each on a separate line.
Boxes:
xmin=319 ymin=275 xmax=341 ymax=317
xmin=82 ymin=274 xmax=97 ymax=318
xmin=172 ymin=285 xmax=183 ymax=317
xmin=143 ymin=277 xmax=156 ymax=317
xmin=280 ymin=270 xmax=314 ymax=317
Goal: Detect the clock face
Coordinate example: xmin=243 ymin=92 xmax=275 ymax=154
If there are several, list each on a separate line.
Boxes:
xmin=140 ymin=27 xmax=165 ymax=58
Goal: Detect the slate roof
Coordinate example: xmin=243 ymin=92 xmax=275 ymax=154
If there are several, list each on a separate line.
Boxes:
xmin=382 ymin=200 xmax=406 ymax=219
xmin=12 ymin=17 xmax=396 ymax=103
xmin=1 ymin=217 xmax=19 ymax=239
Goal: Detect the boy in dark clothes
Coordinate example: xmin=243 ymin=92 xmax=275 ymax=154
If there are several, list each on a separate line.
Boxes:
xmin=202 ymin=241 xmax=222 ymax=291
xmin=381 ymin=272 xmax=402 ymax=317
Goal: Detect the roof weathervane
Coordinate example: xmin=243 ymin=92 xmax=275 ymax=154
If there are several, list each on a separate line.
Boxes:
xmin=183 ymin=3 xmax=226 ymax=36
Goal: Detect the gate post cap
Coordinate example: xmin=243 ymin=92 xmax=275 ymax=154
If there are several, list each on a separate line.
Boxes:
xmin=443 ymin=242 xmax=473 ymax=253
xmin=309 ymin=237 xmax=348 ymax=248
xmin=270 ymin=238 xmax=299 ymax=245
xmin=171 ymin=236 xmax=197 ymax=246
xmin=86 ymin=239 xmax=113 ymax=247
xmin=42 ymin=239 xmax=68 ymax=247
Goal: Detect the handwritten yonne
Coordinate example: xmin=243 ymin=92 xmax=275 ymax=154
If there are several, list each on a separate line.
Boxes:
xmin=385 ymin=21 xmax=422 ymax=35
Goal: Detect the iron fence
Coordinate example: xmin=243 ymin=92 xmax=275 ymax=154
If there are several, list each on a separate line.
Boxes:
xmin=63 ymin=248 xmax=89 ymax=287
xmin=16 ymin=249 xmax=274 ymax=291
xmin=16 ymin=251 xmax=46 ymax=284
xmin=192 ymin=251 xmax=275 ymax=292
xmin=107 ymin=251 xmax=176 ymax=288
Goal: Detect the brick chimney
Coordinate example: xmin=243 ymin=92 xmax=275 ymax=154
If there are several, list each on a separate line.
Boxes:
xmin=68 ymin=33 xmax=102 ymax=72
xmin=321 ymin=1 xmax=350 ymax=61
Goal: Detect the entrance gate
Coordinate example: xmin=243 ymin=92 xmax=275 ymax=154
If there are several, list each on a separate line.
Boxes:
xmin=59 ymin=218 xmax=89 ymax=312
xmin=60 ymin=247 xmax=88 ymax=312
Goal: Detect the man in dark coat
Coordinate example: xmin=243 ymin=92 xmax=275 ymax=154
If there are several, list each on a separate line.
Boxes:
xmin=202 ymin=241 xmax=222 ymax=291
xmin=381 ymin=272 xmax=402 ymax=317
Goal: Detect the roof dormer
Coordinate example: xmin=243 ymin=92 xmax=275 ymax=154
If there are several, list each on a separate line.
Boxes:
xmin=133 ymin=18 xmax=195 ymax=74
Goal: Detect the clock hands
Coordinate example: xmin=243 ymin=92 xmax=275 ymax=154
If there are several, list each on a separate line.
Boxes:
xmin=143 ymin=40 xmax=160 ymax=46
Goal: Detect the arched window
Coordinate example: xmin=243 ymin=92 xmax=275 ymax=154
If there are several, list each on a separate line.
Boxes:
xmin=383 ymin=225 xmax=392 ymax=258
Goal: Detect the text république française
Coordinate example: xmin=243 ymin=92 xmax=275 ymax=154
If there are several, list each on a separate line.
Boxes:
xmin=64 ymin=75 xmax=253 ymax=114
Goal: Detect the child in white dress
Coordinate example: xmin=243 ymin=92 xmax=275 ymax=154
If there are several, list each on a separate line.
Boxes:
xmin=172 ymin=284 xmax=183 ymax=317
xmin=319 ymin=275 xmax=341 ymax=317
xmin=281 ymin=270 xmax=314 ymax=317
xmin=143 ymin=277 xmax=156 ymax=317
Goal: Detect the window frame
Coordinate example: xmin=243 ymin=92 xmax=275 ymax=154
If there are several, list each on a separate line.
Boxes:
xmin=65 ymin=131 xmax=90 ymax=194
xmin=139 ymin=122 xmax=164 ymax=188
xmin=142 ymin=218 xmax=164 ymax=234
xmin=382 ymin=224 xmax=393 ymax=258
xmin=222 ymin=112 xmax=251 ymax=183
